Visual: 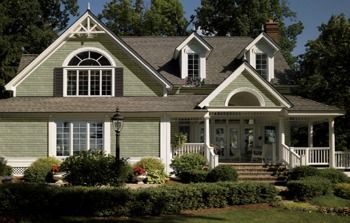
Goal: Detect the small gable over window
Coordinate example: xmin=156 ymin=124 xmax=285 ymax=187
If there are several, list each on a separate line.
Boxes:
xmin=173 ymin=33 xmax=212 ymax=84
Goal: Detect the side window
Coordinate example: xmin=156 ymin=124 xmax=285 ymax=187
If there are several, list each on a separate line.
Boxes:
xmin=256 ymin=53 xmax=268 ymax=79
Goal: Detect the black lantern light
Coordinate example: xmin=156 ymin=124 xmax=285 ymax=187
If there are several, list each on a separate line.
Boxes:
xmin=111 ymin=107 xmax=124 ymax=160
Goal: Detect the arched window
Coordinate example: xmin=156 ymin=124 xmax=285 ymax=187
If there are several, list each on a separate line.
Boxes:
xmin=64 ymin=49 xmax=115 ymax=96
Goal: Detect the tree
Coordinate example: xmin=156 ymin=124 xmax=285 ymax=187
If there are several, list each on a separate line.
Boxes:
xmin=194 ymin=0 xmax=303 ymax=66
xmin=99 ymin=0 xmax=188 ymax=36
xmin=99 ymin=0 xmax=144 ymax=36
xmin=0 ymin=0 xmax=78 ymax=98
xmin=297 ymin=14 xmax=350 ymax=150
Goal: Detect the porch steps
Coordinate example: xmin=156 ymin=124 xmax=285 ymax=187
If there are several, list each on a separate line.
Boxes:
xmin=220 ymin=163 xmax=288 ymax=184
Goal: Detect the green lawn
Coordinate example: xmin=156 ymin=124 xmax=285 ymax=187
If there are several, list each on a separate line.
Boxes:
xmin=311 ymin=194 xmax=350 ymax=208
xmin=17 ymin=208 xmax=348 ymax=223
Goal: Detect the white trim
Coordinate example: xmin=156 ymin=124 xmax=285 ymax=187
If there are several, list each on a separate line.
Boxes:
xmin=48 ymin=121 xmax=56 ymax=157
xmin=62 ymin=47 xmax=116 ymax=67
xmin=198 ymin=63 xmax=291 ymax=108
xmin=224 ymin=87 xmax=266 ymax=107
xmin=287 ymin=112 xmax=344 ymax=117
xmin=104 ymin=121 xmax=111 ymax=155
xmin=208 ymin=108 xmax=282 ymax=112
xmin=173 ymin=33 xmax=211 ymax=59
xmin=5 ymin=157 xmax=38 ymax=168
xmin=244 ymin=33 xmax=279 ymax=54
xmin=5 ymin=11 xmax=171 ymax=95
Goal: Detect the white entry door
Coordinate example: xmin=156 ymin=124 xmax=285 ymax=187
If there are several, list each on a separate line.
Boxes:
xmin=214 ymin=124 xmax=241 ymax=160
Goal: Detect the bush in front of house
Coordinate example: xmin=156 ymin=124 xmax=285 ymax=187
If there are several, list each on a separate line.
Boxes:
xmin=288 ymin=166 xmax=320 ymax=181
xmin=206 ymin=165 xmax=238 ymax=182
xmin=178 ymin=169 xmax=208 ymax=183
xmin=287 ymin=176 xmax=332 ymax=201
xmin=0 ymin=181 xmax=277 ymax=217
xmin=60 ymin=151 xmax=130 ymax=186
xmin=334 ymin=183 xmax=350 ymax=199
xmin=0 ymin=158 xmax=12 ymax=176
xmin=23 ymin=157 xmax=61 ymax=183
xmin=318 ymin=168 xmax=349 ymax=184
xmin=135 ymin=157 xmax=168 ymax=184
xmin=170 ymin=153 xmax=206 ymax=177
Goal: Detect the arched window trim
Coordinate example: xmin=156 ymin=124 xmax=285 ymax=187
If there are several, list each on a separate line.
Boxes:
xmin=62 ymin=47 xmax=116 ymax=97
xmin=224 ymin=87 xmax=265 ymax=107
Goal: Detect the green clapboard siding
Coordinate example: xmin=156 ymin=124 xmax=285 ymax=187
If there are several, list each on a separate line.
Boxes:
xmin=210 ymin=71 xmax=280 ymax=107
xmin=111 ymin=118 xmax=160 ymax=157
xmin=0 ymin=119 xmax=48 ymax=157
xmin=16 ymin=36 xmax=163 ymax=96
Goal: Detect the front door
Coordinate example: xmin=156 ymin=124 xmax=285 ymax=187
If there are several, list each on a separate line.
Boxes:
xmin=214 ymin=124 xmax=241 ymax=161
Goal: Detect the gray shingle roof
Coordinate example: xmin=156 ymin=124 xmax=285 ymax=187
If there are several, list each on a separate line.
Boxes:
xmin=286 ymin=95 xmax=343 ymax=112
xmin=0 ymin=95 xmax=207 ymax=113
xmin=17 ymin=54 xmax=37 ymax=73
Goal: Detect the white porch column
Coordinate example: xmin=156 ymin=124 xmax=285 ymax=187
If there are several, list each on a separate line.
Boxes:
xmin=329 ymin=118 xmax=335 ymax=168
xmin=308 ymin=121 xmax=313 ymax=148
xmin=278 ymin=117 xmax=285 ymax=163
xmin=48 ymin=120 xmax=56 ymax=157
xmin=160 ymin=115 xmax=172 ymax=174
xmin=204 ymin=112 xmax=210 ymax=147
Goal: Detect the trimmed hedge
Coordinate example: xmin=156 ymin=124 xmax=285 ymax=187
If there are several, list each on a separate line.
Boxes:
xmin=206 ymin=165 xmax=238 ymax=182
xmin=0 ymin=182 xmax=277 ymax=217
xmin=334 ymin=183 xmax=350 ymax=199
xmin=288 ymin=166 xmax=319 ymax=181
xmin=318 ymin=168 xmax=349 ymax=184
xmin=287 ymin=176 xmax=332 ymax=201
xmin=170 ymin=153 xmax=207 ymax=176
xmin=179 ymin=169 xmax=208 ymax=183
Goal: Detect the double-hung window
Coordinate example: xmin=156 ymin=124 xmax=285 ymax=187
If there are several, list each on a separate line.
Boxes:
xmin=256 ymin=53 xmax=268 ymax=79
xmin=65 ymin=51 xmax=114 ymax=96
xmin=56 ymin=121 xmax=104 ymax=156
xmin=188 ymin=53 xmax=200 ymax=81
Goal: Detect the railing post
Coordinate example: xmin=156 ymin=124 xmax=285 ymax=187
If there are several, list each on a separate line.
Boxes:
xmin=279 ymin=117 xmax=285 ymax=164
xmin=204 ymin=112 xmax=211 ymax=163
xmin=305 ymin=147 xmax=309 ymax=166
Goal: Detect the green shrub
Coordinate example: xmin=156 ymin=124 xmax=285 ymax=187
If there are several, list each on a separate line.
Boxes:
xmin=287 ymin=176 xmax=332 ymax=201
xmin=60 ymin=151 xmax=129 ymax=186
xmin=288 ymin=166 xmax=319 ymax=181
xmin=178 ymin=169 xmax=208 ymax=183
xmin=334 ymin=183 xmax=350 ymax=199
xmin=318 ymin=168 xmax=349 ymax=184
xmin=135 ymin=157 xmax=168 ymax=184
xmin=206 ymin=165 xmax=238 ymax=182
xmin=0 ymin=158 xmax=12 ymax=176
xmin=0 ymin=182 xmax=277 ymax=217
xmin=23 ymin=157 xmax=61 ymax=183
xmin=170 ymin=153 xmax=206 ymax=176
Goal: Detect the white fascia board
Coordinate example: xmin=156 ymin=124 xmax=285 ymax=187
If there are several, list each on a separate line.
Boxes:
xmin=173 ymin=33 xmax=211 ymax=59
xmin=6 ymin=10 xmax=172 ymax=92
xmin=287 ymin=112 xmax=345 ymax=117
xmin=5 ymin=12 xmax=91 ymax=91
xmin=244 ymin=33 xmax=279 ymax=55
xmin=198 ymin=63 xmax=291 ymax=108
xmin=208 ymin=108 xmax=282 ymax=112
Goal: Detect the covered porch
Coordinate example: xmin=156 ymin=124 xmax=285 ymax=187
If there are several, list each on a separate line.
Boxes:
xmin=170 ymin=109 xmax=350 ymax=169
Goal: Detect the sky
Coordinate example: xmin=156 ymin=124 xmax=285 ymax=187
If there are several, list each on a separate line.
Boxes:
xmin=75 ymin=0 xmax=350 ymax=56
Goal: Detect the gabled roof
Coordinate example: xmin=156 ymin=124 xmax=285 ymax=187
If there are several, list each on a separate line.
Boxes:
xmin=242 ymin=32 xmax=279 ymax=55
xmin=198 ymin=62 xmax=292 ymax=108
xmin=5 ymin=10 xmax=172 ymax=92
xmin=173 ymin=32 xmax=213 ymax=59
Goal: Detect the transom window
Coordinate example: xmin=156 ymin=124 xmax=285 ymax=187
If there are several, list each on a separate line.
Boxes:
xmin=65 ymin=50 xmax=114 ymax=96
xmin=56 ymin=121 xmax=104 ymax=156
xmin=188 ymin=53 xmax=199 ymax=80
xmin=256 ymin=53 xmax=268 ymax=79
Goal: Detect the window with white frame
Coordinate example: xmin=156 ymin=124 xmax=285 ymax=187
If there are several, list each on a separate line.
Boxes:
xmin=56 ymin=121 xmax=104 ymax=156
xmin=255 ymin=53 xmax=268 ymax=79
xmin=65 ymin=51 xmax=114 ymax=96
xmin=187 ymin=53 xmax=200 ymax=81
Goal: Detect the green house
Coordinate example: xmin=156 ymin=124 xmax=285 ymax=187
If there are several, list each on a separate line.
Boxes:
xmin=0 ymin=10 xmax=348 ymax=176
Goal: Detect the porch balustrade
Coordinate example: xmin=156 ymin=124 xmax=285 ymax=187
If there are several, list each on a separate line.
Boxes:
xmin=335 ymin=151 xmax=350 ymax=169
xmin=281 ymin=144 xmax=302 ymax=168
xmin=292 ymin=147 xmax=330 ymax=165
xmin=172 ymin=143 xmax=205 ymax=157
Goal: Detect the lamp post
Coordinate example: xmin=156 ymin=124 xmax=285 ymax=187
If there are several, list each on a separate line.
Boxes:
xmin=111 ymin=107 xmax=124 ymax=161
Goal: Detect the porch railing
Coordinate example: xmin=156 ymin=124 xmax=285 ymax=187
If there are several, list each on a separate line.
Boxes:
xmin=172 ymin=143 xmax=205 ymax=157
xmin=281 ymin=144 xmax=302 ymax=168
xmin=335 ymin=151 xmax=350 ymax=169
xmin=292 ymin=147 xmax=329 ymax=165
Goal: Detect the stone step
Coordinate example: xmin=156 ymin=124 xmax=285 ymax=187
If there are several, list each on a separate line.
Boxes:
xmin=238 ymin=175 xmax=278 ymax=181
xmin=237 ymin=171 xmax=274 ymax=176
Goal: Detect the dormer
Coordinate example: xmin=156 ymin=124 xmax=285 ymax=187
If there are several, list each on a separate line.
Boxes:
xmin=173 ymin=33 xmax=212 ymax=83
xmin=243 ymin=32 xmax=279 ymax=82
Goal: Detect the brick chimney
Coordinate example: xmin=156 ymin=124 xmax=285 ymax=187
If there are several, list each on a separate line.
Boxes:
xmin=264 ymin=19 xmax=279 ymax=43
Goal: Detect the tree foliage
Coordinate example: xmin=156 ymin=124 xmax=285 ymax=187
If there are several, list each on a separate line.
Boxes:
xmin=99 ymin=0 xmax=188 ymax=36
xmin=194 ymin=0 xmax=303 ymax=66
xmin=297 ymin=14 xmax=350 ymax=150
xmin=0 ymin=0 xmax=78 ymax=98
